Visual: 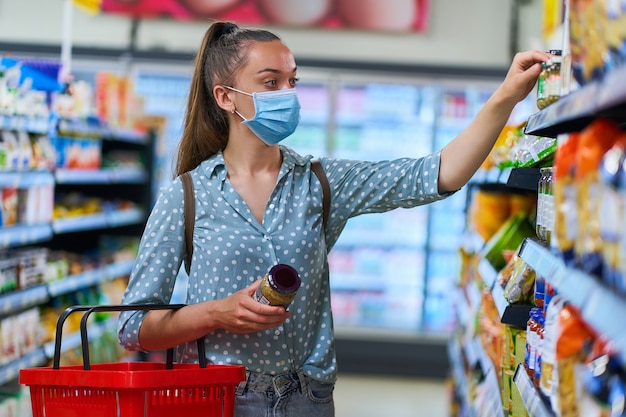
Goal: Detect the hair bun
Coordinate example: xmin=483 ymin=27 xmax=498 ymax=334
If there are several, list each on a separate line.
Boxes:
xmin=220 ymin=22 xmax=238 ymax=37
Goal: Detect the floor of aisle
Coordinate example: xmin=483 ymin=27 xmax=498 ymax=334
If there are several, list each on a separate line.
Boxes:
xmin=334 ymin=373 xmax=449 ymax=417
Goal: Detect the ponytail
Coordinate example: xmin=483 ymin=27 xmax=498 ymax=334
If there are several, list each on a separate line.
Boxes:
xmin=175 ymin=21 xmax=281 ymax=177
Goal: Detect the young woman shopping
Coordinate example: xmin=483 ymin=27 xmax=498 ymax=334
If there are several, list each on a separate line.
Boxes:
xmin=118 ymin=21 xmax=551 ymax=416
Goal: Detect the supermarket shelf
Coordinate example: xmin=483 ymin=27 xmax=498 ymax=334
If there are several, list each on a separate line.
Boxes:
xmin=105 ymin=128 xmax=150 ymax=144
xmin=0 ymin=318 xmax=120 ymax=386
xmin=52 ymin=208 xmax=144 ymax=234
xmin=478 ymin=259 xmax=532 ymax=329
xmin=0 ymin=224 xmax=53 ymax=248
xmin=103 ymin=259 xmax=135 ymax=279
xmin=504 ymin=168 xmax=541 ymax=192
xmin=0 ymin=285 xmax=49 ymax=318
xmin=107 ymin=207 xmax=145 ymax=227
xmin=55 ymin=167 xmax=148 ymax=184
xmin=108 ymin=167 xmax=149 ymax=183
xmin=0 ymin=348 xmax=47 ymax=386
xmin=47 ymin=260 xmax=134 ymax=297
xmin=519 ymin=238 xmax=626 ymax=360
xmin=452 ymin=334 xmax=505 ymax=417
xmin=42 ymin=317 xmax=118 ymax=359
xmin=1 ymin=259 xmax=134 ymax=316
xmin=448 ymin=337 xmax=476 ymax=417
xmin=56 ymin=116 xmax=105 ymax=138
xmin=0 ymin=170 xmax=54 ymax=187
xmin=478 ymin=258 xmax=499 ymax=289
xmin=471 ymin=168 xmax=509 ymax=185
xmin=0 ymin=114 xmax=49 ymax=134
xmin=468 ymin=335 xmax=505 ymax=417
xmin=471 ymin=168 xmax=541 ymax=191
xmin=513 ymin=364 xmax=556 ymax=417
xmin=52 ymin=212 xmax=108 ymax=233
xmin=525 ymin=65 xmax=626 ymax=138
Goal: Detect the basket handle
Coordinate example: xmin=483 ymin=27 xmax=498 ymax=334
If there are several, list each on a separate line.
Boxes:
xmin=53 ymin=304 xmax=207 ymax=370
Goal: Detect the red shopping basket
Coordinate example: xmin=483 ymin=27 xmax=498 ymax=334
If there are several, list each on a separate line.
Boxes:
xmin=19 ymin=304 xmax=246 ymax=417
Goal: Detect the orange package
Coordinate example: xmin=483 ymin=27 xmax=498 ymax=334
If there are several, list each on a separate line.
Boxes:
xmin=551 ymin=304 xmax=596 ymax=417
xmin=574 ymin=119 xmax=623 ymax=275
xmin=553 ymin=132 xmax=580 ymax=260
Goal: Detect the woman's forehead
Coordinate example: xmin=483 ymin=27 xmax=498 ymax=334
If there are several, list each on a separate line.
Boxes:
xmin=243 ymin=40 xmax=297 ymax=75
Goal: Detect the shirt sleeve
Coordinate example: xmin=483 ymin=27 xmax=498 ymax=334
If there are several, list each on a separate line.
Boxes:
xmin=321 ymin=151 xmax=455 ymax=247
xmin=117 ymin=177 xmax=187 ymax=351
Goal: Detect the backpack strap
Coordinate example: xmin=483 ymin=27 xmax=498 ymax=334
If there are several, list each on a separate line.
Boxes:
xmin=311 ymin=160 xmax=330 ymax=232
xmin=181 ymin=171 xmax=195 ymax=274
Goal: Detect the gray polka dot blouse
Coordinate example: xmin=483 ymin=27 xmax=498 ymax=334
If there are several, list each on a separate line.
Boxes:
xmin=118 ymin=145 xmax=450 ymax=383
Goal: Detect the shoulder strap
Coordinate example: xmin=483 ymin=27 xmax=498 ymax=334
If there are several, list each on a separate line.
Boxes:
xmin=181 ymin=171 xmax=195 ymax=274
xmin=311 ymin=160 xmax=330 ymax=232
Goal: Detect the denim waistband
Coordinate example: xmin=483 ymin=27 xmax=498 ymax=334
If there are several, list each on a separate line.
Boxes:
xmin=235 ymin=370 xmax=307 ymax=396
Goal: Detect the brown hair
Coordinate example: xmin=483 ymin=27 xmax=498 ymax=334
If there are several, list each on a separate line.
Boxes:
xmin=175 ymin=22 xmax=281 ymax=177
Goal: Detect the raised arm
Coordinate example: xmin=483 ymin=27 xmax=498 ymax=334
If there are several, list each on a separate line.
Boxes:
xmin=438 ymin=50 xmax=553 ymax=193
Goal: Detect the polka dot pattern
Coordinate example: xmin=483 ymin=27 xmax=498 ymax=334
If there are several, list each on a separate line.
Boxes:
xmin=118 ymin=146 xmax=450 ymax=383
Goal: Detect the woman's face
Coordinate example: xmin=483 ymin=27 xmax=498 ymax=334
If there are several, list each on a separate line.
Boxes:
xmin=229 ymin=40 xmax=298 ymax=120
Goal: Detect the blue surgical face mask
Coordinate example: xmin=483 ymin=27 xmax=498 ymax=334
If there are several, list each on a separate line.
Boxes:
xmin=224 ymin=86 xmax=301 ymax=146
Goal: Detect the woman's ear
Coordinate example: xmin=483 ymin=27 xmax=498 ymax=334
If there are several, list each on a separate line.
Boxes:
xmin=213 ymin=85 xmax=235 ymax=113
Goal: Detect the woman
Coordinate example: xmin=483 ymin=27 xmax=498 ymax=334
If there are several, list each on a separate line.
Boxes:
xmin=119 ymin=21 xmax=550 ymax=416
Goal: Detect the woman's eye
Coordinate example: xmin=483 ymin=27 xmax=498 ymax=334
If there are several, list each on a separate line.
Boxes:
xmin=265 ymin=80 xmax=277 ymax=87
xmin=290 ymin=78 xmax=300 ymax=87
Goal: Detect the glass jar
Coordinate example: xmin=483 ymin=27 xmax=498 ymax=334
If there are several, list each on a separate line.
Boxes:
xmin=254 ymin=264 xmax=301 ymax=307
xmin=536 ymin=62 xmax=549 ymax=110
xmin=547 ymin=50 xmax=562 ymax=106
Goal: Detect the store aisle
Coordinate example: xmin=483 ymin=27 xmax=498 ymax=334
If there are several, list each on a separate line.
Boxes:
xmin=334 ymin=373 xmax=449 ymax=417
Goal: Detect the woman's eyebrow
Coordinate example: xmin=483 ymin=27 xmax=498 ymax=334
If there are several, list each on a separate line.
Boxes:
xmin=256 ymin=66 xmax=298 ymax=74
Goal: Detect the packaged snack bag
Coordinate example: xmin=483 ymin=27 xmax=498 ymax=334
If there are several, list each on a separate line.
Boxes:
xmin=540 ymin=296 xmax=566 ymax=397
xmin=574 ymin=119 xmax=622 ymax=277
xmin=553 ymin=133 xmax=580 ymax=264
xmin=503 ymin=258 xmax=536 ymax=304
xmin=550 ymin=304 xmax=596 ymax=417
xmin=599 ymin=134 xmax=626 ymax=293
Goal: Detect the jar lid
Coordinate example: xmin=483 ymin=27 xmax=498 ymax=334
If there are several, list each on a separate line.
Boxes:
xmin=268 ymin=264 xmax=301 ymax=294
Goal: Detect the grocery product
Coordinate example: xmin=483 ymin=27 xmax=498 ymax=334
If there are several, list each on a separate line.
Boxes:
xmin=599 ymin=134 xmax=626 ymax=293
xmin=471 ymin=189 xmax=512 ymax=242
xmin=553 ymin=132 xmax=580 ymax=263
xmin=536 ymin=167 xmax=554 ymax=244
xmin=537 ymin=61 xmax=549 ymax=110
xmin=550 ymin=305 xmax=596 ymax=417
xmin=253 ymin=264 xmax=301 ymax=307
xmin=547 ymin=50 xmax=563 ymax=106
xmin=569 ymin=0 xmax=626 ymax=86
xmin=536 ymin=50 xmax=563 ymax=109
xmin=574 ymin=119 xmax=623 ymax=277
xmin=481 ymin=212 xmax=536 ymax=271
xmin=503 ymin=258 xmax=536 ymax=304
xmin=511 ymin=135 xmax=557 ymax=169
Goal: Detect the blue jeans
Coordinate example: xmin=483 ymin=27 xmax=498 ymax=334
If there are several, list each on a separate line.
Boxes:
xmin=234 ymin=370 xmax=335 ymax=417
